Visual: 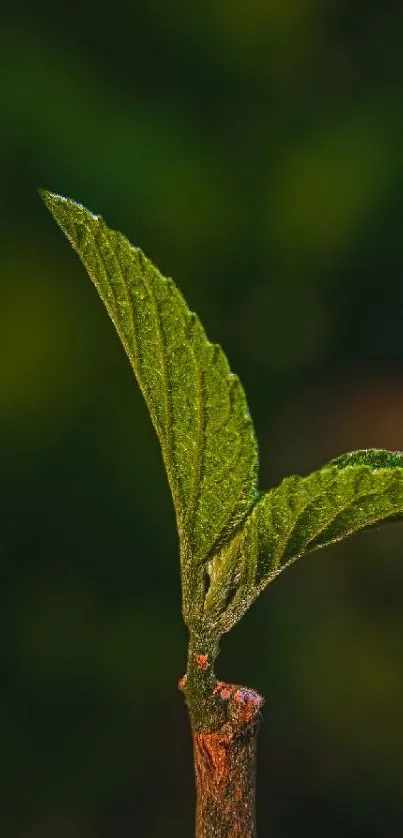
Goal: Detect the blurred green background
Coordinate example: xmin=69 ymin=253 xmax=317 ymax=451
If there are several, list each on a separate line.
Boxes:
xmin=1 ymin=2 xmax=403 ymax=836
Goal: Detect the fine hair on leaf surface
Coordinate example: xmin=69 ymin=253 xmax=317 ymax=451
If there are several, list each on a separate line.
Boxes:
xmin=40 ymin=190 xmax=403 ymax=649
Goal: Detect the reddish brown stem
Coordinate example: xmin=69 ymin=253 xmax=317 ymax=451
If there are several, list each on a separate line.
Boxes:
xmin=182 ymin=671 xmax=264 ymax=837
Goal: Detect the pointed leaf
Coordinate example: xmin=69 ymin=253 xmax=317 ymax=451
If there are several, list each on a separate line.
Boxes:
xmin=205 ymin=451 xmax=403 ymax=633
xmin=40 ymin=191 xmax=259 ymax=624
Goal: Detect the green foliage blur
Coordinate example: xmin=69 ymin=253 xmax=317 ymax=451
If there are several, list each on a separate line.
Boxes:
xmin=1 ymin=2 xmax=403 ymax=836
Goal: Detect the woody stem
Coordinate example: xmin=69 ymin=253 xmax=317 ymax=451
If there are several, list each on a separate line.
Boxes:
xmin=181 ymin=632 xmax=263 ymax=838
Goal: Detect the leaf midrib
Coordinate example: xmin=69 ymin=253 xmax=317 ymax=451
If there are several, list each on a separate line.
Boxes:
xmin=184 ymin=325 xmax=205 ymax=539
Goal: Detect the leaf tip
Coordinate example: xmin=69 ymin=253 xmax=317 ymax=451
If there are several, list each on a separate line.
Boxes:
xmin=39 ymin=189 xmax=95 ymax=218
xmin=38 ymin=190 xmax=75 ymax=225
xmin=38 ymin=188 xmax=63 ymax=209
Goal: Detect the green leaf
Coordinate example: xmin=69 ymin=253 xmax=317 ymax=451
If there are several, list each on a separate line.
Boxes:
xmin=329 ymin=448 xmax=403 ymax=470
xmin=205 ymin=451 xmax=403 ymax=633
xmin=40 ymin=191 xmax=258 ymax=625
xmin=41 ymin=191 xmax=403 ymax=646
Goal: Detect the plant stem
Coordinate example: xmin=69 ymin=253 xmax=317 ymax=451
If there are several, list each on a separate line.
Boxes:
xmin=180 ymin=633 xmax=264 ymax=837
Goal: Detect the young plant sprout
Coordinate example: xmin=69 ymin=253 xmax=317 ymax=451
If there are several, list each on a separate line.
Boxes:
xmin=41 ymin=190 xmax=403 ymax=838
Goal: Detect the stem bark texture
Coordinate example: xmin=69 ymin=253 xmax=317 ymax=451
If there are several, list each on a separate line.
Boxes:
xmin=181 ymin=635 xmax=264 ymax=838
xmin=192 ymin=697 xmax=260 ymax=837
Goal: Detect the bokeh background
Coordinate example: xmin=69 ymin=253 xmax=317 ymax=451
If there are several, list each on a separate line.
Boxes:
xmin=2 ymin=2 xmax=403 ymax=836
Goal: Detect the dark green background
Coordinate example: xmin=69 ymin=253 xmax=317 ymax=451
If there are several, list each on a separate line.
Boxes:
xmin=2 ymin=2 xmax=403 ymax=835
